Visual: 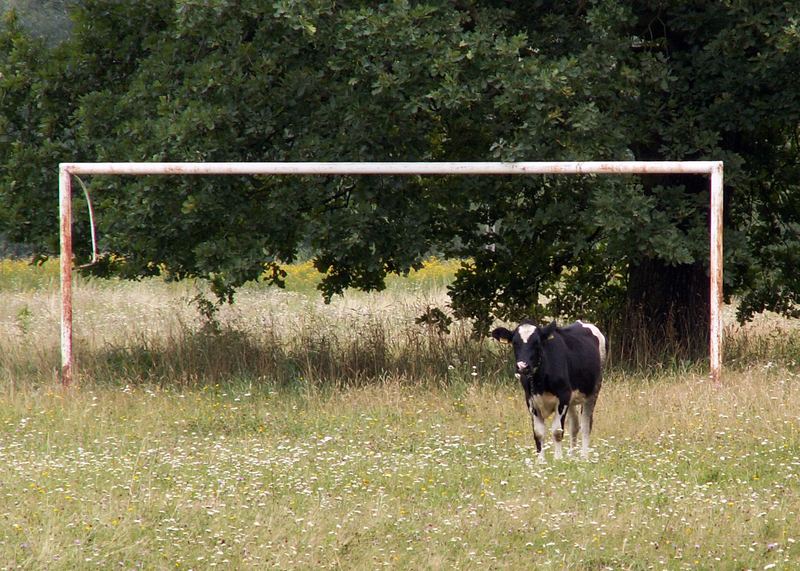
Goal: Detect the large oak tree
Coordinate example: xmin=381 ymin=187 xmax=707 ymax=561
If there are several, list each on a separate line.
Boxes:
xmin=2 ymin=0 xmax=799 ymax=362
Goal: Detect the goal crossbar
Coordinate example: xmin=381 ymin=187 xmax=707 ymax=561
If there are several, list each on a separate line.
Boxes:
xmin=58 ymin=161 xmax=724 ymax=385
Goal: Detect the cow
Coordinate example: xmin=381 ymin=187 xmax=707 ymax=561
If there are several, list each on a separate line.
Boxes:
xmin=491 ymin=320 xmax=606 ymax=462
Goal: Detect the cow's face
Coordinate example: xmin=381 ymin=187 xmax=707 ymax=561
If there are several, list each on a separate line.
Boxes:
xmin=491 ymin=321 xmax=541 ymax=378
xmin=491 ymin=321 xmax=557 ymax=380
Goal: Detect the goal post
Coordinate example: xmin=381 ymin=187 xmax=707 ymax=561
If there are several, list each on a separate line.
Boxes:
xmin=58 ymin=161 xmax=724 ymax=386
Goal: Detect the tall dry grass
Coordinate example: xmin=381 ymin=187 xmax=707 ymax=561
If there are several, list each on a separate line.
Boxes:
xmin=1 ymin=257 xmax=798 ymax=390
xmin=0 ymin=258 xmax=503 ymax=389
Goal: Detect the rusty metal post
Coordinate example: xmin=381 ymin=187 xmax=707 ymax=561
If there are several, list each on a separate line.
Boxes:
xmin=709 ymin=162 xmax=724 ymax=384
xmin=59 ymin=165 xmax=73 ymax=386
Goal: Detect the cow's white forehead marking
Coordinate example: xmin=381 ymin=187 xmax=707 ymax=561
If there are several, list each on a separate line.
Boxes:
xmin=518 ymin=324 xmax=537 ymax=343
xmin=516 ymin=361 xmax=528 ymax=371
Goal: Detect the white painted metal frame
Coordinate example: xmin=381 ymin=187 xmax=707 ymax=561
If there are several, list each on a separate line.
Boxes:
xmin=58 ymin=161 xmax=724 ymax=386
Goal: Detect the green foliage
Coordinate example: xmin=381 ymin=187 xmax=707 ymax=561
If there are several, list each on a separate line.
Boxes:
xmin=415 ymin=305 xmax=453 ymax=335
xmin=1 ymin=0 xmax=799 ymax=343
xmin=15 ymin=303 xmax=31 ymax=334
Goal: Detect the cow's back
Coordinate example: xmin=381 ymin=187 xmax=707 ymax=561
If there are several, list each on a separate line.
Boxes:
xmin=559 ymin=322 xmax=604 ymax=395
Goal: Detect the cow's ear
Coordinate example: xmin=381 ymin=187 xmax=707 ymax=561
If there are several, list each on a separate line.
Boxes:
xmin=541 ymin=321 xmax=558 ymax=341
xmin=491 ymin=327 xmax=514 ymax=344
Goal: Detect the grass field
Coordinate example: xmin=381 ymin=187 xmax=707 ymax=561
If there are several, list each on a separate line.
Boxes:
xmin=1 ymin=259 xmax=799 ymax=569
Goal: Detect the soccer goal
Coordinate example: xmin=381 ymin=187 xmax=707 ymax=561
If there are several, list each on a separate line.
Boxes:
xmin=58 ymin=161 xmax=724 ymax=386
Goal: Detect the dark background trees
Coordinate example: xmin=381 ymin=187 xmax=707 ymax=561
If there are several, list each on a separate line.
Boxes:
xmin=2 ymin=0 xmax=799 ymax=363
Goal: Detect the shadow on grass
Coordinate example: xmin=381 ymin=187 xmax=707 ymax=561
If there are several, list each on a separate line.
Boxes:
xmin=75 ymin=323 xmax=509 ymax=390
xmin=5 ymin=319 xmax=800 ymax=391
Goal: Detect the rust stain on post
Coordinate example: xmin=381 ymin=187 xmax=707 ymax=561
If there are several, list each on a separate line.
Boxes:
xmin=709 ymin=163 xmax=724 ymax=384
xmin=61 ymin=161 xmax=722 ymax=177
xmin=59 ymin=166 xmax=73 ymax=386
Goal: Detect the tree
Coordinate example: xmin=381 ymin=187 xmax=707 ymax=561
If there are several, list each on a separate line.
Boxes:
xmin=1 ymin=0 xmax=799 ymax=363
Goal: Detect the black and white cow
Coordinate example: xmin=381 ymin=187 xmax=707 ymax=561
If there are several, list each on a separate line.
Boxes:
xmin=491 ymin=320 xmax=606 ymax=462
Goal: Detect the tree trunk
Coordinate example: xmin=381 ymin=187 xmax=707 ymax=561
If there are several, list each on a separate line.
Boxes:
xmin=613 ymin=259 xmax=710 ymax=366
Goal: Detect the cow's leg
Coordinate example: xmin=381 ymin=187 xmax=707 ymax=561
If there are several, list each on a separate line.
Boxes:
xmin=567 ymin=404 xmax=580 ymax=455
xmin=551 ymin=399 xmax=569 ymax=460
xmin=529 ymin=401 xmax=548 ymax=464
xmin=532 ymin=411 xmax=548 ymax=464
xmin=580 ymin=393 xmax=599 ymax=459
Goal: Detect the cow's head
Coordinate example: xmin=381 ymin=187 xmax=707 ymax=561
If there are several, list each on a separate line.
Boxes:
xmin=491 ymin=320 xmax=558 ymax=379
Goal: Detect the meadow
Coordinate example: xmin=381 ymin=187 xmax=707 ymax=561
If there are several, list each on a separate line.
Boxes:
xmin=0 ymin=259 xmax=799 ymax=569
